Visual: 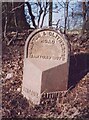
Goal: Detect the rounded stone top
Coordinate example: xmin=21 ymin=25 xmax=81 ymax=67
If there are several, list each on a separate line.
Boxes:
xmin=24 ymin=28 xmax=69 ymax=70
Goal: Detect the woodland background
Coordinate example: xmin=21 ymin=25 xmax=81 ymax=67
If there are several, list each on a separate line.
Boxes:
xmin=1 ymin=0 xmax=89 ymax=119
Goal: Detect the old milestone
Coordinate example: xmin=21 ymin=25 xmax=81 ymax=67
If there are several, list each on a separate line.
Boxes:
xmin=22 ymin=28 xmax=69 ymax=105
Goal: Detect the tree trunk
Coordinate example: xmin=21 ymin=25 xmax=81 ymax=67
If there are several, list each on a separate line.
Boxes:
xmin=2 ymin=2 xmax=30 ymax=32
xmin=64 ymin=0 xmax=68 ymax=34
xmin=82 ymin=0 xmax=86 ymax=22
xmin=26 ymin=2 xmax=37 ymax=28
xmin=14 ymin=2 xmax=30 ymax=30
xmin=81 ymin=0 xmax=86 ymax=35
xmin=86 ymin=1 xmax=89 ymax=20
xmin=49 ymin=0 xmax=52 ymax=26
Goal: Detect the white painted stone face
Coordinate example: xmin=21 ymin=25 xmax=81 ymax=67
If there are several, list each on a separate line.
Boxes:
xmin=22 ymin=28 xmax=69 ymax=105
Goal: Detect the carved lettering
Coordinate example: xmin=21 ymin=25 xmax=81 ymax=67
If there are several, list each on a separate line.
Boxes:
xmin=23 ymin=87 xmax=39 ymax=98
xmin=28 ymin=30 xmax=67 ymax=62
xmin=43 ymin=32 xmax=46 ymax=36
xmin=41 ymin=39 xmax=55 ymax=44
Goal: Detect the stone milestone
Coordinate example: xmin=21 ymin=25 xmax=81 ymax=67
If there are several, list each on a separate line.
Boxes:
xmin=22 ymin=28 xmax=70 ymax=105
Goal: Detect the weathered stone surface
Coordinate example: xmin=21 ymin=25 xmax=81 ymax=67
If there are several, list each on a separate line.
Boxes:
xmin=22 ymin=28 xmax=69 ymax=105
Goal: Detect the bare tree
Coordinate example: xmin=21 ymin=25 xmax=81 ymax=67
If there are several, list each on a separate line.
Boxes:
xmin=64 ymin=0 xmax=68 ymax=34
xmin=2 ymin=2 xmax=30 ymax=32
xmin=86 ymin=1 xmax=89 ymax=20
xmin=25 ymin=2 xmax=37 ymax=28
xmin=82 ymin=0 xmax=86 ymax=22
xmin=25 ymin=0 xmax=49 ymax=28
xmin=49 ymin=0 xmax=53 ymax=26
xmin=2 ymin=2 xmax=30 ymax=45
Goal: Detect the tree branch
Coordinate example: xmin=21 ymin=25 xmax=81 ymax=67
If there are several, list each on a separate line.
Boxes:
xmin=40 ymin=2 xmax=49 ymax=27
xmin=26 ymin=2 xmax=37 ymax=28
xmin=37 ymin=1 xmax=43 ymax=26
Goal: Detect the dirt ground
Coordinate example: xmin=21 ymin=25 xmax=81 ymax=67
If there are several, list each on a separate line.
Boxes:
xmin=2 ymin=30 xmax=89 ymax=119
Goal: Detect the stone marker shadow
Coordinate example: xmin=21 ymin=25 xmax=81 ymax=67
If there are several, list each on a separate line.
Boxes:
xmin=68 ymin=53 xmax=89 ymax=88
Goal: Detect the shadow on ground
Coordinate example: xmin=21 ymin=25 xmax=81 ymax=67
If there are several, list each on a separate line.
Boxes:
xmin=68 ymin=53 xmax=89 ymax=88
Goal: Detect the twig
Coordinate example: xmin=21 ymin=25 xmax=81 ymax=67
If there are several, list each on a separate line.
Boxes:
xmin=63 ymin=85 xmax=74 ymax=97
xmin=10 ymin=3 xmax=24 ymax=13
xmin=7 ymin=32 xmax=18 ymax=46
xmin=40 ymin=89 xmax=47 ymax=96
xmin=60 ymin=85 xmax=74 ymax=105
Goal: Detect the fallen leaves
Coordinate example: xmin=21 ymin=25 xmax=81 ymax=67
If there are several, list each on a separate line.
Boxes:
xmin=2 ymin=30 xmax=89 ymax=119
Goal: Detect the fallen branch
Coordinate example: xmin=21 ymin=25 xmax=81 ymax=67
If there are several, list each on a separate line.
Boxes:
xmin=63 ymin=85 xmax=74 ymax=97
xmin=7 ymin=31 xmax=18 ymax=46
xmin=56 ymin=85 xmax=74 ymax=106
